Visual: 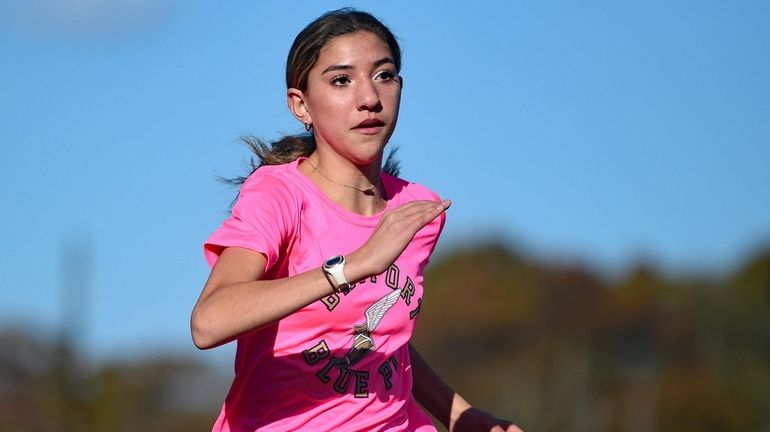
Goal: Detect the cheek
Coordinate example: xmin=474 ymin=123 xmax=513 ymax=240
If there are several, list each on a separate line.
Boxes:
xmin=383 ymin=87 xmax=402 ymax=109
xmin=312 ymin=101 xmax=352 ymax=133
xmin=319 ymin=103 xmax=349 ymax=125
xmin=308 ymin=97 xmax=335 ymax=120
xmin=314 ymin=91 xmax=351 ymax=114
xmin=330 ymin=97 xmax=353 ymax=114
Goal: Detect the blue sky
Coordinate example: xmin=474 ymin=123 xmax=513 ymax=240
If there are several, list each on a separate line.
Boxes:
xmin=1 ymin=0 xmax=769 ymax=362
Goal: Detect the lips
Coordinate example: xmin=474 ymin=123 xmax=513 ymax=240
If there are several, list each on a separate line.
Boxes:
xmin=354 ymin=118 xmax=385 ymax=129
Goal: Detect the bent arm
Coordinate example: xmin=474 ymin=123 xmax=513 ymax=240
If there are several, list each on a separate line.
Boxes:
xmin=190 ymin=201 xmax=436 ymax=350
xmin=191 ymin=199 xmax=450 ymax=350
xmin=410 ymin=344 xmax=522 ymax=432
xmin=190 ymin=246 xmax=372 ymax=349
xmin=409 ymin=343 xmax=470 ymax=429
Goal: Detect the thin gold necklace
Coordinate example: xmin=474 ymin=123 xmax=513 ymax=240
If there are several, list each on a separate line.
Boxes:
xmin=305 ymin=158 xmax=380 ymax=196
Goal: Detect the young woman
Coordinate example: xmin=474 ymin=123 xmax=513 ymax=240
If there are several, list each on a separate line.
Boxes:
xmin=191 ymin=8 xmax=522 ymax=432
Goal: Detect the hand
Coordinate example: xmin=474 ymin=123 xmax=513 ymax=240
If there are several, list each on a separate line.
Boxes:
xmin=349 ymin=199 xmax=450 ymax=277
xmin=451 ymin=407 xmax=523 ymax=432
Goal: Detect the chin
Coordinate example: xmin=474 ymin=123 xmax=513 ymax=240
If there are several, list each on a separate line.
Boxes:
xmin=350 ymin=154 xmax=383 ymax=168
xmin=349 ymin=149 xmax=385 ymax=168
xmin=346 ymin=140 xmax=387 ymax=165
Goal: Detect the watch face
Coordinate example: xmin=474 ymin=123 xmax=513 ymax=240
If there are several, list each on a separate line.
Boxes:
xmin=325 ymin=255 xmax=344 ymax=267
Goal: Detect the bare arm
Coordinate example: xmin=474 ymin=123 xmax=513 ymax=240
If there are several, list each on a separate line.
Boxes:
xmin=410 ymin=344 xmax=523 ymax=432
xmin=191 ymin=247 xmax=337 ymax=349
xmin=191 ymin=199 xmax=451 ymax=350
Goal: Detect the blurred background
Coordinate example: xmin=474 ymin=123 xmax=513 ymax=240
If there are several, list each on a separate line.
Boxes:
xmin=1 ymin=0 xmax=769 ymax=430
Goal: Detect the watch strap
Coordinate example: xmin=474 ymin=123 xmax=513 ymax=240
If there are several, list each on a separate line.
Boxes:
xmin=323 ymin=255 xmax=351 ymax=294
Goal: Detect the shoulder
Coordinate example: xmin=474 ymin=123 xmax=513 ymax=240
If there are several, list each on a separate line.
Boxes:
xmin=241 ymin=163 xmax=296 ymax=192
xmin=205 ymin=163 xmax=303 ymax=269
xmin=231 ymin=162 xmax=307 ymax=225
xmin=236 ymin=162 xmax=307 ymax=205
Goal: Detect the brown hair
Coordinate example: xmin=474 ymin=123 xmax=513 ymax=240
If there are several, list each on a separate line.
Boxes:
xmin=286 ymin=8 xmax=402 ymax=93
xmin=232 ymin=8 xmax=402 ymax=184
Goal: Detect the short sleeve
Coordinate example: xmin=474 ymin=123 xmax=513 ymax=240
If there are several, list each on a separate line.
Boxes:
xmin=420 ymin=187 xmax=447 ymax=262
xmin=203 ymin=172 xmax=299 ymax=270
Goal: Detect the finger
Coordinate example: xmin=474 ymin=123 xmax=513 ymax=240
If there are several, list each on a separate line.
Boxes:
xmin=392 ymin=203 xmax=444 ymax=234
xmin=416 ymin=199 xmax=450 ymax=223
xmin=412 ymin=199 xmax=450 ymax=218
xmin=390 ymin=199 xmax=447 ymax=217
xmin=392 ymin=199 xmax=450 ymax=214
xmin=378 ymin=199 xmax=450 ymax=236
xmin=383 ymin=200 xmax=446 ymax=226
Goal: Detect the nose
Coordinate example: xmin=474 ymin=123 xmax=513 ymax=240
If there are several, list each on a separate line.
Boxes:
xmin=357 ymin=79 xmax=382 ymax=112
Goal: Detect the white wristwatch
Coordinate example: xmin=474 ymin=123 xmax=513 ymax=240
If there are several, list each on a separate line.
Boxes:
xmin=323 ymin=255 xmax=351 ymax=294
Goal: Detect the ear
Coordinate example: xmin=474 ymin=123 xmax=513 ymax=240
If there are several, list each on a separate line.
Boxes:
xmin=287 ymin=88 xmax=311 ymax=125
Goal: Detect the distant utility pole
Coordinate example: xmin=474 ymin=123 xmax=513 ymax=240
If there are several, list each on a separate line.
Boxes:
xmin=59 ymin=233 xmax=93 ymax=352
xmin=57 ymin=231 xmax=93 ymax=432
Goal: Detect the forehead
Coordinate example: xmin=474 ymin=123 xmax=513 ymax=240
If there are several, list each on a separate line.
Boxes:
xmin=316 ymin=31 xmax=393 ymax=67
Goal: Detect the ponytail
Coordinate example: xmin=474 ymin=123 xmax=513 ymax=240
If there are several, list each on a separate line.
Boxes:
xmin=221 ymin=133 xmax=400 ymax=191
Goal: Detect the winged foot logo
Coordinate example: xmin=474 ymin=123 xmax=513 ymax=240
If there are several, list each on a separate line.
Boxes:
xmin=301 ymin=263 xmax=422 ymax=398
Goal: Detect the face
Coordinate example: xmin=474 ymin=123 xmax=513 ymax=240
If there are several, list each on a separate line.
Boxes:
xmin=289 ymin=31 xmax=402 ymax=167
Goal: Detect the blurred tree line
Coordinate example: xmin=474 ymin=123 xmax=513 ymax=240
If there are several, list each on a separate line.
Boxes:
xmin=414 ymin=243 xmax=770 ymax=432
xmin=1 ymin=242 xmax=768 ymax=431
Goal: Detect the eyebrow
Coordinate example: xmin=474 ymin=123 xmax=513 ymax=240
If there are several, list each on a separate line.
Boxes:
xmin=321 ymin=57 xmax=395 ymax=74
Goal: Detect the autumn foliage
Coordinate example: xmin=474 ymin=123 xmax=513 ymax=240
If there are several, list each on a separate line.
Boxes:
xmin=1 ymin=243 xmax=769 ymax=431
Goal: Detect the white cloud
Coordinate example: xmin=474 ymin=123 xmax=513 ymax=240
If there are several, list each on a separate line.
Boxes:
xmin=0 ymin=0 xmax=176 ymax=40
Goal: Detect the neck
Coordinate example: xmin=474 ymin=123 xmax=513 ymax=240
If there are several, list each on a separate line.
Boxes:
xmin=299 ymin=153 xmax=386 ymax=216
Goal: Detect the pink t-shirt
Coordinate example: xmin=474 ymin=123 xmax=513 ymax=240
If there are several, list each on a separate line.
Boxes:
xmin=203 ymin=158 xmax=445 ymax=432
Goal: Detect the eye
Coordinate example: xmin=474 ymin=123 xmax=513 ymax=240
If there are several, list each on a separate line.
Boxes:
xmin=330 ymin=74 xmax=351 ymax=86
xmin=375 ymin=69 xmax=399 ymax=82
